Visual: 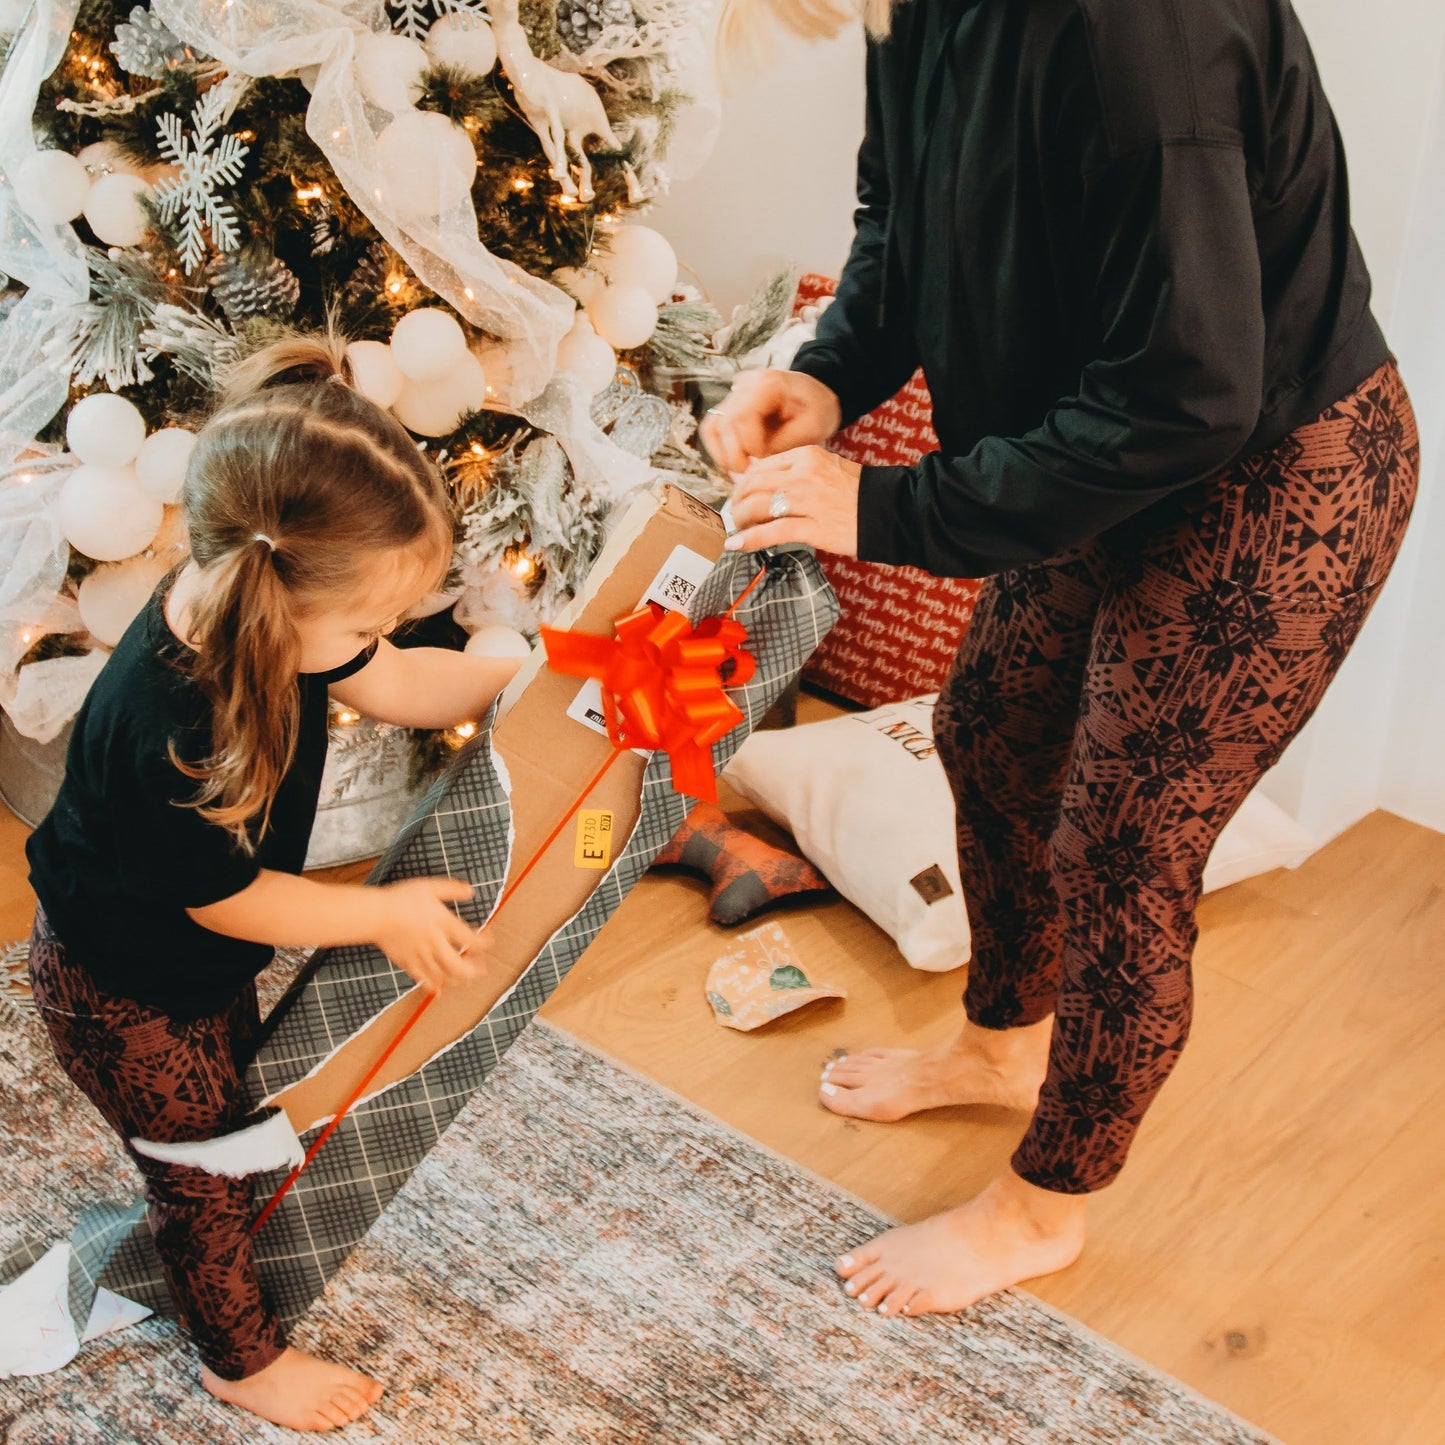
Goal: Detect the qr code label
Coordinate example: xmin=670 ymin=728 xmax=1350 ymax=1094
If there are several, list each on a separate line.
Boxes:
xmin=643 ymin=545 xmax=715 ymax=615
xmin=659 ymin=573 xmax=697 ymax=608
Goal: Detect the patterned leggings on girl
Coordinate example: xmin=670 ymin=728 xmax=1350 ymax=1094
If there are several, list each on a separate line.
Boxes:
xmin=935 ymin=359 xmax=1419 ymax=1192
xmin=28 ymin=906 xmax=287 ymax=1380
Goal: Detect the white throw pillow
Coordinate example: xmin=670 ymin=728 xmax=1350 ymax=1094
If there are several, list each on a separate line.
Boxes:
xmin=724 ymin=695 xmax=1319 ymax=973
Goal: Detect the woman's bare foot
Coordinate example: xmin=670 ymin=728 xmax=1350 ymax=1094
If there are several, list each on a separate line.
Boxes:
xmin=819 ymin=1015 xmax=1053 ymax=1122
xmin=836 ymin=1170 xmax=1086 ymax=1317
xmin=200 ymin=1346 xmax=385 ymax=1432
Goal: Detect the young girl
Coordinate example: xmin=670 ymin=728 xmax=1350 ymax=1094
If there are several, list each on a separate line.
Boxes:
xmin=25 ymin=330 xmax=524 ymax=1432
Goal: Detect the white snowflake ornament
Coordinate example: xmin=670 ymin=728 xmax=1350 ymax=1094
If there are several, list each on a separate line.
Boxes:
xmin=152 ymin=86 xmax=251 ymax=274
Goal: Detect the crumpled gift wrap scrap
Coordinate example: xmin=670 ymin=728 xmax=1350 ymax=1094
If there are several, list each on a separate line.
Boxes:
xmin=706 ymin=920 xmax=845 ymax=1032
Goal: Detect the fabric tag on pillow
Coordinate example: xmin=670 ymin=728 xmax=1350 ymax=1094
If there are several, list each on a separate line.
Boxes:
xmin=909 ymin=864 xmax=955 ymax=904
xmin=705 ymin=921 xmax=845 ymax=1031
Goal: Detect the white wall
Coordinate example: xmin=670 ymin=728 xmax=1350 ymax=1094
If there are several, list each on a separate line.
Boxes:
xmin=1259 ymin=1 xmax=1445 ymax=838
xmin=650 ymin=26 xmax=865 ymax=314
xmin=655 ymin=2 xmax=1445 ymax=839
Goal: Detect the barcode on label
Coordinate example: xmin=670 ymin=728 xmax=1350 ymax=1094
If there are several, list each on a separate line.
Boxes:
xmin=659 ymin=572 xmax=697 ymax=608
xmin=643 ymin=545 xmax=715 ymax=615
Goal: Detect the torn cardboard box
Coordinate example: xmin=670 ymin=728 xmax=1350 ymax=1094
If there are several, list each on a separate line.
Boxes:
xmin=1 ymin=486 xmax=839 ymax=1360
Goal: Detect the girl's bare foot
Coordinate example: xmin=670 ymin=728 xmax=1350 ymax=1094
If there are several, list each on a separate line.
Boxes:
xmin=818 ymin=1015 xmax=1053 ymax=1121
xmin=836 ymin=1170 xmax=1086 ymax=1317
xmin=200 ymin=1346 xmax=384 ymax=1432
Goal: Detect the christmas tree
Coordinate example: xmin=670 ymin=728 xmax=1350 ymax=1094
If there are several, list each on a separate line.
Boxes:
xmin=0 ymin=0 xmax=798 ymax=780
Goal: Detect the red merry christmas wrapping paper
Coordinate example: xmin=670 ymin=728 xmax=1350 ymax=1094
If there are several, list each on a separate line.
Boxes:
xmin=795 ymin=274 xmax=981 ymax=708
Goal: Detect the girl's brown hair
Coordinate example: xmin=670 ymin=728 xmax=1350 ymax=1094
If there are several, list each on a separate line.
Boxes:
xmin=171 ymin=321 xmax=454 ymax=852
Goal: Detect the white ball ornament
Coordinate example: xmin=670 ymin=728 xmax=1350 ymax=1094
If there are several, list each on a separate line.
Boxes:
xmin=425 ymin=13 xmax=497 ymax=75
xmin=345 ymin=339 xmax=406 ymax=407
xmin=465 ymin=624 xmax=532 ymax=660
xmin=58 ymin=464 xmax=164 ymax=562
xmin=78 ymin=554 xmax=171 ymax=647
xmin=66 ymin=392 xmax=147 ymax=468
xmin=553 ymin=265 xmax=603 ymax=306
xmin=15 ymin=150 xmax=91 ymax=226
xmin=355 ymin=30 xmax=430 ymax=112
xmin=390 ymin=307 xmax=470 ymax=382
xmin=556 ymin=318 xmax=616 ymax=396
xmin=392 ymin=350 xmax=488 ymax=437
xmin=596 ymin=225 xmax=677 ymax=305
xmin=376 ymin=109 xmax=476 ymax=217
xmin=82 ymin=172 xmax=151 ymax=246
xmin=76 ymin=141 xmax=138 ymax=178
xmin=587 ymin=282 xmax=658 ymax=350
xmin=134 ymin=427 xmax=197 ymax=504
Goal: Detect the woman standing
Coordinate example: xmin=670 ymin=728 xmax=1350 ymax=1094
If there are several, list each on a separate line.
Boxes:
xmin=706 ymin=0 xmax=1418 ymax=1319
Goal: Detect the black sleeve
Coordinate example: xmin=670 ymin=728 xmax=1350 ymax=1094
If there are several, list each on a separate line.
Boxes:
xmin=856 ymin=140 xmax=1267 ymax=577
xmin=113 ymin=742 xmax=263 ymax=910
xmin=789 ymin=42 xmax=920 ymax=428
xmin=308 ymin=639 xmax=378 ymax=685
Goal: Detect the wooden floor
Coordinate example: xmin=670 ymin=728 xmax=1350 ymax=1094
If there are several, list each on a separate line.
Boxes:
xmin=3 ymin=740 xmax=1442 ymax=1444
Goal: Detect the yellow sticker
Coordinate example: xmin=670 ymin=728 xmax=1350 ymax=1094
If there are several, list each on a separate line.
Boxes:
xmin=573 ymin=808 xmax=615 ymax=870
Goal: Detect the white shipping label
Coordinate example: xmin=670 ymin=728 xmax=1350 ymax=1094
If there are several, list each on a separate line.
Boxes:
xmin=566 ymin=678 xmax=652 ymax=758
xmin=642 ymin=544 xmax=716 ymax=616
xmin=566 ymin=677 xmax=610 ymax=738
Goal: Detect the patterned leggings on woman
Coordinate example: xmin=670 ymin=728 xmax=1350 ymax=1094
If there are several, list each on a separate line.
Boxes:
xmin=935 ymin=359 xmax=1419 ymax=1193
xmin=28 ymin=906 xmax=288 ymax=1380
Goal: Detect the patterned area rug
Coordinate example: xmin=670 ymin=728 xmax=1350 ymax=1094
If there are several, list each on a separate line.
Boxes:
xmin=0 ymin=961 xmax=1275 ymax=1444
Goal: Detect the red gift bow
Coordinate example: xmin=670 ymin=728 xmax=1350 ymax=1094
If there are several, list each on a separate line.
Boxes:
xmin=540 ymin=601 xmax=757 ymax=802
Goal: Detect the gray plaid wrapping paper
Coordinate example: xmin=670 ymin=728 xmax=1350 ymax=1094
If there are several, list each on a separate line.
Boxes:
xmin=4 ymin=547 xmax=838 ymax=1335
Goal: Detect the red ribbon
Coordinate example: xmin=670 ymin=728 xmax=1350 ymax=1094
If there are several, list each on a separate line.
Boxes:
xmin=541 ymin=602 xmax=756 ymax=802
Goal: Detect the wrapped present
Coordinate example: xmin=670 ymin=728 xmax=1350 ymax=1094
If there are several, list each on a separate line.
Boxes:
xmin=0 ymin=486 xmax=839 ymax=1358
xmin=795 ymin=274 xmax=983 ymax=709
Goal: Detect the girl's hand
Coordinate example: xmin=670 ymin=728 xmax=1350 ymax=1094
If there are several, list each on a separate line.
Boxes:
xmin=370 ymin=877 xmax=483 ymax=994
xmin=723 ymin=446 xmax=862 ymax=557
xmin=701 ymin=370 xmax=842 ymax=474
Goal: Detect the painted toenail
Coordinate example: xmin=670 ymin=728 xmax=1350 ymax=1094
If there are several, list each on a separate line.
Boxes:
xmin=845 ymin=1283 xmax=858 ymax=1295
xmin=821 ymin=1083 xmax=838 ymax=1095
xmin=839 ymin=1254 xmax=854 ymax=1268
xmin=878 ymin=1304 xmax=888 ymax=1314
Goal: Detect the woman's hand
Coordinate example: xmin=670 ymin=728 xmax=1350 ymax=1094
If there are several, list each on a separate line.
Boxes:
xmin=723 ymin=446 xmax=862 ymax=557
xmin=370 ymin=876 xmax=484 ymax=994
xmin=700 ymin=370 xmax=843 ymax=474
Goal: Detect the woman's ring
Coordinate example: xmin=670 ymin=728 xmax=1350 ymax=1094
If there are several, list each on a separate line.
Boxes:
xmin=769 ymin=489 xmax=790 ymax=520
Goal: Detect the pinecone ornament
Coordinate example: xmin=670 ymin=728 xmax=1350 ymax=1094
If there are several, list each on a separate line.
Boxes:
xmin=343 ymin=242 xmax=393 ymax=307
xmin=206 ymin=252 xmax=301 ymax=323
xmin=111 ymin=5 xmax=196 ymax=78
xmin=555 ymin=0 xmax=635 ymax=52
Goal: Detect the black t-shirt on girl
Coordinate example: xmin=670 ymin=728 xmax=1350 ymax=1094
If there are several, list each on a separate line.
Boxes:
xmin=26 ymin=581 xmax=375 ymax=1021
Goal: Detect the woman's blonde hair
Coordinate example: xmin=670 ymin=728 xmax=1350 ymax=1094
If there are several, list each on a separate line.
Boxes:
xmin=717 ymin=0 xmax=899 ymax=71
xmin=171 ymin=320 xmax=454 ymax=852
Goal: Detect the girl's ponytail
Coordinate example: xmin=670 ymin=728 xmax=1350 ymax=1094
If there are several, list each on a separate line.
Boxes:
xmin=218 ymin=326 xmax=352 ymax=410
xmin=170 ymin=534 xmax=304 ymax=852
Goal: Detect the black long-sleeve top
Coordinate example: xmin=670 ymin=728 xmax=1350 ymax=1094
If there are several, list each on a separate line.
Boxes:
xmin=791 ymin=0 xmax=1390 ymax=577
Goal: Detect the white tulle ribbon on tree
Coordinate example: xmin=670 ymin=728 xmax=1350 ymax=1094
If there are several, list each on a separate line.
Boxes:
xmin=0 ymin=0 xmax=89 ymax=303
xmin=0 ymin=0 xmax=724 ymax=739
xmin=150 ymin=0 xmax=697 ymax=503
